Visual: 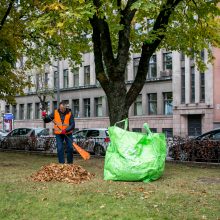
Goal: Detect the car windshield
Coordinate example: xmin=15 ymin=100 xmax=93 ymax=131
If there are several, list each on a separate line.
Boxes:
xmin=34 ymin=128 xmax=49 ymax=136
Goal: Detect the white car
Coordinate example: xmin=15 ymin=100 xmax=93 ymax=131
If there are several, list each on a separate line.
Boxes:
xmin=72 ymin=128 xmax=110 ymax=156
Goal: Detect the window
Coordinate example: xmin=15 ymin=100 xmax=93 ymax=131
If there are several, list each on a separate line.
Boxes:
xmin=17 ymin=128 xmax=31 ymax=136
xmin=63 ymin=69 xmax=69 ymax=88
xmin=134 ymin=94 xmax=142 ymax=116
xmin=84 ymin=66 xmax=90 ymax=86
xmin=36 ymin=74 xmax=40 ymax=90
xmin=72 ymin=99 xmax=79 ymax=118
xmin=133 ymin=57 xmax=140 ymax=78
xmin=125 ymin=66 xmax=128 ymax=81
xmin=96 ymin=78 xmax=100 ymax=86
xmin=9 ymin=128 xmax=31 ymax=136
xmin=150 ymin=128 xmax=157 ymax=133
xmin=73 ymin=67 xmax=79 ymax=87
xmin=180 ymin=52 xmax=185 ymax=61
xmin=5 ymin=105 xmax=10 ymax=113
xmin=44 ymin=73 xmax=48 ymax=87
xmin=147 ymin=55 xmax=157 ymax=78
xmin=54 ymin=71 xmax=58 ymax=89
xmin=53 ymin=101 xmax=57 ymax=110
xmin=212 ymin=131 xmax=220 ymax=140
xmin=95 ymin=97 xmax=103 ymax=117
xmin=190 ymin=66 xmax=195 ymax=103
xmin=163 ymin=92 xmax=173 ymax=115
xmin=9 ymin=129 xmax=19 ymax=136
xmin=148 ymin=93 xmax=157 ymax=115
xmin=84 ymin=98 xmax=90 ymax=117
xmin=162 ymin=128 xmax=173 ymax=138
xmin=86 ymin=130 xmax=100 ymax=137
xmin=200 ymin=72 xmax=205 ymax=102
xmin=19 ymin=104 xmax=24 ymax=120
xmin=12 ymin=105 xmax=17 ymax=120
xmin=181 ymin=67 xmax=185 ymax=103
xmin=188 ymin=115 xmax=201 ymax=136
xmin=28 ymin=76 xmax=31 ymax=92
xmin=35 ymin=103 xmax=40 ymax=119
xmin=132 ymin=128 xmax=142 ymax=132
xmin=75 ymin=130 xmax=87 ymax=138
xmin=201 ymin=49 xmax=205 ymax=61
xmin=163 ymin=52 xmax=172 ymax=70
xmin=63 ymin=100 xmax=69 ymax=108
xmin=27 ymin=103 xmax=33 ymax=119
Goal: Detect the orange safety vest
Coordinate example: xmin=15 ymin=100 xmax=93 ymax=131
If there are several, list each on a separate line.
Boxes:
xmin=54 ymin=109 xmax=72 ymax=134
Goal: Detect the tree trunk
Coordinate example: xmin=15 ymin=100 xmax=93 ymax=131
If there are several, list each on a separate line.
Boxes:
xmin=106 ymin=81 xmax=129 ymax=127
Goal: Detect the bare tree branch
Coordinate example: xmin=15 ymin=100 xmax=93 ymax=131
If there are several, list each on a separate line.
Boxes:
xmin=91 ymin=0 xmax=115 ymax=72
xmin=89 ymin=16 xmax=109 ymax=91
xmin=116 ymin=0 xmax=138 ymax=73
xmin=126 ymin=0 xmax=183 ymax=107
xmin=0 ymin=0 xmax=15 ymax=31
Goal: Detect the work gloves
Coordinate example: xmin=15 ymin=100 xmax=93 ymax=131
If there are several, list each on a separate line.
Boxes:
xmin=61 ymin=129 xmax=67 ymax=134
xmin=41 ymin=111 xmax=47 ymax=118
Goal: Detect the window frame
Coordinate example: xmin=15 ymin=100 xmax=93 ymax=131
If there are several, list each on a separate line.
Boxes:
xmin=134 ymin=94 xmax=142 ymax=116
xmin=83 ymin=98 xmax=90 ymax=117
xmin=163 ymin=52 xmax=172 ymax=71
xmin=84 ymin=66 xmax=90 ymax=86
xmin=163 ymin=92 xmax=173 ymax=115
xmin=148 ymin=93 xmax=157 ymax=115
xmin=63 ymin=69 xmax=69 ymax=88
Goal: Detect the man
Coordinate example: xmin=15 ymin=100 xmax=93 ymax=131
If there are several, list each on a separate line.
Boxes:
xmin=42 ymin=101 xmax=75 ymax=164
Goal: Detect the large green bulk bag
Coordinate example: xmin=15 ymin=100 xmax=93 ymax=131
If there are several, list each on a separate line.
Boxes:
xmin=104 ymin=119 xmax=166 ymax=182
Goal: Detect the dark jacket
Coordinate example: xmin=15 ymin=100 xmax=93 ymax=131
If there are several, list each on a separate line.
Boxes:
xmin=44 ymin=108 xmax=75 ymax=133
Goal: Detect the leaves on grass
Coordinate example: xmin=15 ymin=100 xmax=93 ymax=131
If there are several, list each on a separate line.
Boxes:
xmin=114 ymin=192 xmax=127 ymax=199
xmin=30 ymin=163 xmax=94 ymax=184
xmin=99 ymin=204 xmax=105 ymax=209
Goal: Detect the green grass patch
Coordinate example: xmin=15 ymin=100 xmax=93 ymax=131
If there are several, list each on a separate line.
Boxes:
xmin=0 ymin=152 xmax=219 ymax=220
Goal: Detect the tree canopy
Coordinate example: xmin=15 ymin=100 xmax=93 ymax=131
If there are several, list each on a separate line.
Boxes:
xmin=1 ymin=0 xmax=220 ymax=124
xmin=0 ymin=0 xmax=31 ymax=104
xmin=27 ymin=0 xmax=220 ymax=66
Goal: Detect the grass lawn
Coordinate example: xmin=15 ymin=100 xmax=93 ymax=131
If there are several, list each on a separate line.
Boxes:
xmin=0 ymin=152 xmax=219 ymax=220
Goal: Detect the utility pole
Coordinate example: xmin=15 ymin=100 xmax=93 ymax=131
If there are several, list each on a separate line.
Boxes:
xmin=57 ymin=59 xmax=60 ymax=104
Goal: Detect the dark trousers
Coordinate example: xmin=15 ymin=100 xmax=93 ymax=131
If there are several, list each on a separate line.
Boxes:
xmin=55 ymin=134 xmax=73 ymax=164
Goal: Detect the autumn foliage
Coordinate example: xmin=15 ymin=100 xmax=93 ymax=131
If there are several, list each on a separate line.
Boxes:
xmin=30 ymin=163 xmax=94 ymax=184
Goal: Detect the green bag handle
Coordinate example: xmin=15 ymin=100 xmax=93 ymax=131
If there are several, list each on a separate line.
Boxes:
xmin=143 ymin=123 xmax=153 ymax=136
xmin=114 ymin=118 xmax=128 ymax=130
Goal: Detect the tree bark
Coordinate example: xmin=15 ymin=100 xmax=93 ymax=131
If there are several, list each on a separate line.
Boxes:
xmin=90 ymin=0 xmax=183 ymax=127
xmin=0 ymin=0 xmax=15 ymax=31
xmin=105 ymin=81 xmax=128 ymax=126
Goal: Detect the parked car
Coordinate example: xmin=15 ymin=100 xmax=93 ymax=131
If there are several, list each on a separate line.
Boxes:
xmin=0 ymin=129 xmax=9 ymax=140
xmin=194 ymin=128 xmax=220 ymax=141
xmin=0 ymin=127 xmax=52 ymax=151
xmin=72 ymin=128 xmax=110 ymax=156
xmin=169 ymin=128 xmax=220 ymax=162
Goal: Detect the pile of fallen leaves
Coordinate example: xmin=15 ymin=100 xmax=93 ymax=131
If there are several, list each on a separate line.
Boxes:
xmin=30 ymin=163 xmax=93 ymax=184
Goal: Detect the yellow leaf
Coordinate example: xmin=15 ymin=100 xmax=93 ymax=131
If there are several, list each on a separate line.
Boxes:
xmin=57 ymin=22 xmax=64 ymax=28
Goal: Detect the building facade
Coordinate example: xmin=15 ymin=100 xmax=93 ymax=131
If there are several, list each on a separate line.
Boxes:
xmin=1 ymin=49 xmax=219 ymax=137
